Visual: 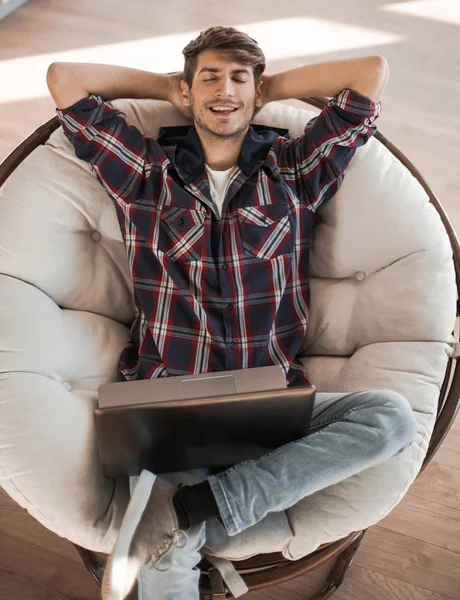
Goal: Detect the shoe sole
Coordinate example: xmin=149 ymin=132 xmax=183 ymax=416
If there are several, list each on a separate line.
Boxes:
xmin=102 ymin=470 xmax=157 ymax=600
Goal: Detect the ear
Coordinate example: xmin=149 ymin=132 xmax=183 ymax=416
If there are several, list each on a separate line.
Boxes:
xmin=180 ymin=80 xmax=191 ymax=106
xmin=255 ymin=80 xmax=263 ymax=108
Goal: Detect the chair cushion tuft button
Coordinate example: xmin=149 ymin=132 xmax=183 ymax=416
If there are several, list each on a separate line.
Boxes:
xmin=91 ymin=231 xmax=102 ymax=242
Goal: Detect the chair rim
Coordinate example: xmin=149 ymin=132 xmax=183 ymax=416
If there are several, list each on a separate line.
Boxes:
xmin=1 ymin=97 xmax=459 ymax=595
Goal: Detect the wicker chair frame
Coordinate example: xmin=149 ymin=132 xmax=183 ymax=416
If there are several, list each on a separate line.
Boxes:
xmin=1 ymin=97 xmax=459 ymax=600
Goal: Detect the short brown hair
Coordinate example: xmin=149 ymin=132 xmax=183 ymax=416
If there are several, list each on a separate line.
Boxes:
xmin=182 ymin=26 xmax=266 ymax=87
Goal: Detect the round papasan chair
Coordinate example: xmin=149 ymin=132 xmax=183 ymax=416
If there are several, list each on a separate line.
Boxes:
xmin=0 ymin=93 xmax=459 ymax=600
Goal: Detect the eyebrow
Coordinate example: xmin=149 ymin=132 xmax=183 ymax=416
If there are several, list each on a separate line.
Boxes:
xmin=197 ymin=67 xmax=251 ymax=76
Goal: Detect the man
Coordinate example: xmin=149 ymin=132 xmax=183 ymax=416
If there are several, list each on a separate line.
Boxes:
xmin=47 ymin=26 xmax=417 ymax=600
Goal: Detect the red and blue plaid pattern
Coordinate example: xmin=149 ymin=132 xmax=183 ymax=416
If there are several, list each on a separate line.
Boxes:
xmin=57 ymin=88 xmax=380 ymax=387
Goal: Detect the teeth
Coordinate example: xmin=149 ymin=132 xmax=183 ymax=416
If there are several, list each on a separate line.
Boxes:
xmin=211 ymin=107 xmax=236 ymax=112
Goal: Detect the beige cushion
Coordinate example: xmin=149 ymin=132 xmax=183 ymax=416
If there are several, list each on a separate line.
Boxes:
xmin=0 ymin=98 xmax=456 ymax=561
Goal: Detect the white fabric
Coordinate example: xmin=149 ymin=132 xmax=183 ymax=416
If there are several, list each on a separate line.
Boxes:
xmin=205 ymin=164 xmax=237 ymax=218
xmin=0 ymin=98 xmax=457 ymax=573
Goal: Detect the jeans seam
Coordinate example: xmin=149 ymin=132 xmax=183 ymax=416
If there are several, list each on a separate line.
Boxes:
xmin=310 ymin=401 xmax=381 ymax=430
xmin=310 ymin=412 xmax=351 ymax=430
xmin=307 ymin=405 xmax=394 ymax=442
xmin=208 ymin=476 xmax=240 ymax=535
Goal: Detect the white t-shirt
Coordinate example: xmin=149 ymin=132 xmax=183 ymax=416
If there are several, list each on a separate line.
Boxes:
xmin=205 ymin=164 xmax=237 ymax=218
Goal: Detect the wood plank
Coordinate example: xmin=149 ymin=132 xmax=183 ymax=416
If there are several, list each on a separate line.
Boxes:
xmin=321 ymin=564 xmax=455 ymax=600
xmin=409 ymin=462 xmax=460 ymax=510
xmin=0 ymin=489 xmax=83 ymax=562
xmin=245 ymin=562 xmax=457 ymax=600
xmin=376 ymin=493 xmax=460 ymax=554
xmin=356 ymin=526 xmax=460 ymax=598
xmin=431 ymin=442 xmax=460 ymax=472
xmin=0 ymin=528 xmax=98 ymax=600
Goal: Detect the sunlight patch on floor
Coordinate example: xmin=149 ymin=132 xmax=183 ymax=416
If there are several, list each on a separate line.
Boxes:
xmin=381 ymin=1 xmax=460 ymax=26
xmin=0 ymin=17 xmax=401 ymax=104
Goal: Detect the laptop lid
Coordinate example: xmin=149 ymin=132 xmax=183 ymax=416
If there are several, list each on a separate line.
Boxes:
xmin=94 ymin=371 xmax=316 ymax=477
xmin=98 ymin=365 xmax=288 ymax=409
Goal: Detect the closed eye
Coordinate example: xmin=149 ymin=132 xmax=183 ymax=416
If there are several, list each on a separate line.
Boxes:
xmin=202 ymin=78 xmax=248 ymax=83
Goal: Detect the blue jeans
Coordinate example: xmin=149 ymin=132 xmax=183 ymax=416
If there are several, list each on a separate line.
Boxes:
xmin=133 ymin=389 xmax=418 ymax=599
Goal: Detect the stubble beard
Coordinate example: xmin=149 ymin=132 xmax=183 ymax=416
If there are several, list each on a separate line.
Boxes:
xmin=190 ymin=95 xmax=257 ymax=140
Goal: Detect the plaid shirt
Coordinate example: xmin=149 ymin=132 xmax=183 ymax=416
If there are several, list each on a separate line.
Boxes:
xmin=57 ymin=88 xmax=380 ymax=388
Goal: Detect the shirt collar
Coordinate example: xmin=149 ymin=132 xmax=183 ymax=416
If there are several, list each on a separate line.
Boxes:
xmin=157 ymin=123 xmax=289 ymax=184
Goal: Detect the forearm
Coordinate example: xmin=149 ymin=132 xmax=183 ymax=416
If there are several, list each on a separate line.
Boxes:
xmin=265 ymin=56 xmax=389 ymax=104
xmin=47 ymin=62 xmax=172 ymax=109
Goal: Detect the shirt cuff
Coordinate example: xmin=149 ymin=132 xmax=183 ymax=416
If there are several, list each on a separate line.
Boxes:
xmin=56 ymin=94 xmax=104 ymax=117
xmin=329 ymin=88 xmax=381 ymax=121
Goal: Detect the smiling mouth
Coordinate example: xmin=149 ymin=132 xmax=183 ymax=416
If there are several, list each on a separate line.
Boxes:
xmin=209 ymin=106 xmax=239 ymax=116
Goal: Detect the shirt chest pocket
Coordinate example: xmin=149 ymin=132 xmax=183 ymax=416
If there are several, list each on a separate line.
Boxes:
xmin=158 ymin=207 xmax=206 ymax=262
xmin=237 ymin=203 xmax=293 ymax=260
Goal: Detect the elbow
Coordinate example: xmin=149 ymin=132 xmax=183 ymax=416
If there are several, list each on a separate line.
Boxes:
xmin=370 ymin=55 xmax=390 ymax=100
xmin=46 ymin=62 xmax=75 ymax=89
xmin=46 ymin=62 xmax=85 ymax=109
xmin=47 ymin=62 xmax=64 ymax=87
xmin=47 ymin=63 xmax=61 ymax=93
xmin=373 ymin=55 xmax=390 ymax=83
xmin=352 ymin=55 xmax=390 ymax=104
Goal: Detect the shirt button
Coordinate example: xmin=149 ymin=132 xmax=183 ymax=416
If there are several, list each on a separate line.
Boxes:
xmin=62 ymin=381 xmax=72 ymax=391
xmin=230 ymin=342 xmax=236 ymax=349
xmin=222 ymin=263 xmax=228 ymax=270
xmin=226 ymin=303 xmax=233 ymax=310
xmin=178 ymin=218 xmax=185 ymax=227
xmin=91 ymin=231 xmax=101 ymax=243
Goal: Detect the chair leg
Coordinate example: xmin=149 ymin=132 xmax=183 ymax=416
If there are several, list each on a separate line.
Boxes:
xmin=308 ymin=530 xmax=366 ymax=600
xmin=73 ymin=544 xmax=105 ymax=586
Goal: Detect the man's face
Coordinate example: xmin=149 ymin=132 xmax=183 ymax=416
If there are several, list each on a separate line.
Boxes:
xmin=180 ymin=49 xmax=263 ymax=139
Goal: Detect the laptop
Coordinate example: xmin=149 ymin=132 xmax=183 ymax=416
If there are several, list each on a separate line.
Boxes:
xmin=94 ymin=366 xmax=316 ymax=477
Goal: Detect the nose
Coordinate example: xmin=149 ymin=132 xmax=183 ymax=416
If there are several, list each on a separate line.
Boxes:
xmin=215 ymin=76 xmax=236 ymax=100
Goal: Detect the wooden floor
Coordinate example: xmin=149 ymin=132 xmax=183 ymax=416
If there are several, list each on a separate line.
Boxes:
xmin=1 ymin=1 xmax=459 ymax=599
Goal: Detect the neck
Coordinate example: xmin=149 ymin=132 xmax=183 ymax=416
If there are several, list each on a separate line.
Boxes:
xmin=195 ymin=126 xmax=247 ymax=171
